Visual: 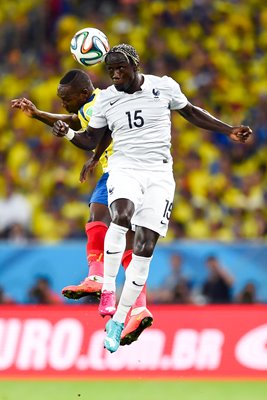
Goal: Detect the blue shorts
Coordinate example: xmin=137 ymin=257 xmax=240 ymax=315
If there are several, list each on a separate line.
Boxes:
xmin=89 ymin=172 xmax=108 ymax=206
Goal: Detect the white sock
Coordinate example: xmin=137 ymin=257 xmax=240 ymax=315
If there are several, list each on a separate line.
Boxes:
xmin=102 ymin=222 xmax=128 ymax=292
xmin=113 ymin=254 xmax=152 ymax=324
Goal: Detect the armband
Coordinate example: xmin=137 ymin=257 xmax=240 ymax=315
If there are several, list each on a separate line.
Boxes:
xmin=65 ymin=128 xmax=75 ymax=141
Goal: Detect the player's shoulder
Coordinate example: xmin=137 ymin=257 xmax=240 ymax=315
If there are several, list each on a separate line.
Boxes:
xmin=94 ymin=87 xmax=102 ymax=98
xmin=82 ymin=88 xmax=101 ymax=108
xmin=98 ymin=85 xmax=114 ymax=97
xmin=95 ymin=85 xmax=118 ymax=104
xmin=79 ymin=88 xmax=101 ymax=122
xmin=144 ymin=74 xmax=177 ymax=88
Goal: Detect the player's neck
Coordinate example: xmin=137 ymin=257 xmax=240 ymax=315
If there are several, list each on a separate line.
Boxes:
xmin=126 ymin=73 xmax=143 ymax=94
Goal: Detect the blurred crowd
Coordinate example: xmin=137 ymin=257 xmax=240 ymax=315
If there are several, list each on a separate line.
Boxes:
xmin=0 ymin=276 xmax=64 ymax=305
xmin=0 ymin=253 xmax=261 ymax=305
xmin=1 ymin=0 xmax=267 ymax=242
xmin=148 ymin=253 xmax=261 ymax=304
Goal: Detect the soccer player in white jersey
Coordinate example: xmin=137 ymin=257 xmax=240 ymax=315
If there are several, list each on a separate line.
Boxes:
xmin=52 ymin=44 xmax=252 ymax=353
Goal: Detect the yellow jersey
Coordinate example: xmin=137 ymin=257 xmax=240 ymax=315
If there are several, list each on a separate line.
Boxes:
xmin=77 ymin=88 xmax=112 ymax=171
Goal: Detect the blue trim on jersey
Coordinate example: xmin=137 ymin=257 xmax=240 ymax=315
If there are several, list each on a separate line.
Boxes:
xmin=79 ymin=93 xmax=96 ymax=121
xmin=79 ymin=106 xmax=87 ymax=122
xmin=87 ymin=93 xmax=96 ymax=103
xmin=89 ymin=172 xmax=108 ymax=206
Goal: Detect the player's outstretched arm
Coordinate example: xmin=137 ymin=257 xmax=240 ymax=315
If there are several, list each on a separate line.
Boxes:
xmin=52 ymin=120 xmax=107 ymax=151
xmin=11 ymin=97 xmax=81 ymax=130
xmin=11 ymin=98 xmax=38 ymax=118
xmin=177 ymin=103 xmax=252 ymax=143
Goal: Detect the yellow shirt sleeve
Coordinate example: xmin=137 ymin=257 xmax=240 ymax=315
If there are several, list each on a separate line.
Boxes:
xmin=78 ymin=88 xmax=112 ymax=172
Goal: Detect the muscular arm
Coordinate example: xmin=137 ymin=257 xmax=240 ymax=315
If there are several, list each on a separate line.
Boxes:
xmin=52 ymin=120 xmax=107 ymax=151
xmin=71 ymin=126 xmax=109 ymax=151
xmin=177 ymin=103 xmax=232 ymax=133
xmin=11 ymin=98 xmax=81 ymax=130
xmin=32 ymin=111 xmax=81 ymax=130
xmin=177 ymin=103 xmax=252 ymax=142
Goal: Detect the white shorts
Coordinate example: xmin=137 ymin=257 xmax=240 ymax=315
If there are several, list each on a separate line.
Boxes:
xmin=107 ymin=168 xmax=175 ymax=237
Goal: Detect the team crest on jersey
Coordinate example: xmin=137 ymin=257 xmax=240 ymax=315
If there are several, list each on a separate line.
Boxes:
xmin=85 ymin=106 xmax=93 ymax=118
xmin=108 ymin=186 xmax=114 ymax=195
xmin=152 ymin=88 xmax=160 ymax=99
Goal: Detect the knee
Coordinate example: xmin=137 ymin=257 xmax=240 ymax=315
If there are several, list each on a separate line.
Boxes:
xmin=110 ymin=199 xmax=134 ymax=229
xmin=134 ymin=239 xmax=155 ymax=257
xmin=88 ymin=204 xmax=111 ymax=226
xmin=134 ymin=227 xmax=159 ymax=257
xmin=112 ymin=210 xmax=132 ymax=229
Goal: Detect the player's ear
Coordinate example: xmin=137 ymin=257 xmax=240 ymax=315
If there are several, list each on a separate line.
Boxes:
xmin=81 ymin=88 xmax=90 ymax=96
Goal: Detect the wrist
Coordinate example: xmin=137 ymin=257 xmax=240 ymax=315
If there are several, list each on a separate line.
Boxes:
xmin=32 ymin=110 xmax=40 ymax=119
xmin=223 ymin=125 xmax=234 ymax=135
xmin=65 ymin=128 xmax=75 ymax=141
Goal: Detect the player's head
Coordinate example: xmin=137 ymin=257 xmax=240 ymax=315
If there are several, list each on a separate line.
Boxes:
xmin=104 ymin=44 xmax=140 ymax=92
xmin=57 ymin=69 xmax=94 ymax=113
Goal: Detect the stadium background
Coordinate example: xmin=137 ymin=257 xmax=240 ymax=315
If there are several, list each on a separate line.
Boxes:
xmin=0 ymin=0 xmax=267 ymax=398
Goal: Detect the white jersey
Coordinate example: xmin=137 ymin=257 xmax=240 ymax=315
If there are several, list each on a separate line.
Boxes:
xmin=89 ymin=74 xmax=188 ymax=171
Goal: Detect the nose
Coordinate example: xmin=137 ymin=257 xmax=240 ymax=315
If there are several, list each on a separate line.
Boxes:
xmin=112 ymin=69 xmax=121 ymax=80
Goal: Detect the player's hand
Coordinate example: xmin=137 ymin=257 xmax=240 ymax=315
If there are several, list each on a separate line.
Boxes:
xmin=11 ymin=98 xmax=37 ymax=117
xmin=80 ymin=155 xmax=99 ymax=183
xmin=229 ymin=125 xmax=252 ymax=143
xmin=52 ymin=120 xmax=69 ymax=137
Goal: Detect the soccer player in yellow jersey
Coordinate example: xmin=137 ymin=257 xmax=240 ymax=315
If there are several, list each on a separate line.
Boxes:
xmin=11 ymin=69 xmax=153 ymax=346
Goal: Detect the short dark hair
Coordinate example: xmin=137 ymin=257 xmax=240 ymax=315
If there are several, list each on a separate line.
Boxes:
xmin=59 ymin=69 xmax=93 ymax=90
xmin=105 ymin=44 xmax=140 ymax=66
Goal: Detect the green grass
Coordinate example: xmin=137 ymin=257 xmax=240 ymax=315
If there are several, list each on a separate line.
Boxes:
xmin=0 ymin=379 xmax=266 ymax=400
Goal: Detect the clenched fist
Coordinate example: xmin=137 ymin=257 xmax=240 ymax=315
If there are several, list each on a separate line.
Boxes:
xmin=52 ymin=120 xmax=70 ymax=137
xmin=229 ymin=125 xmax=253 ymax=143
